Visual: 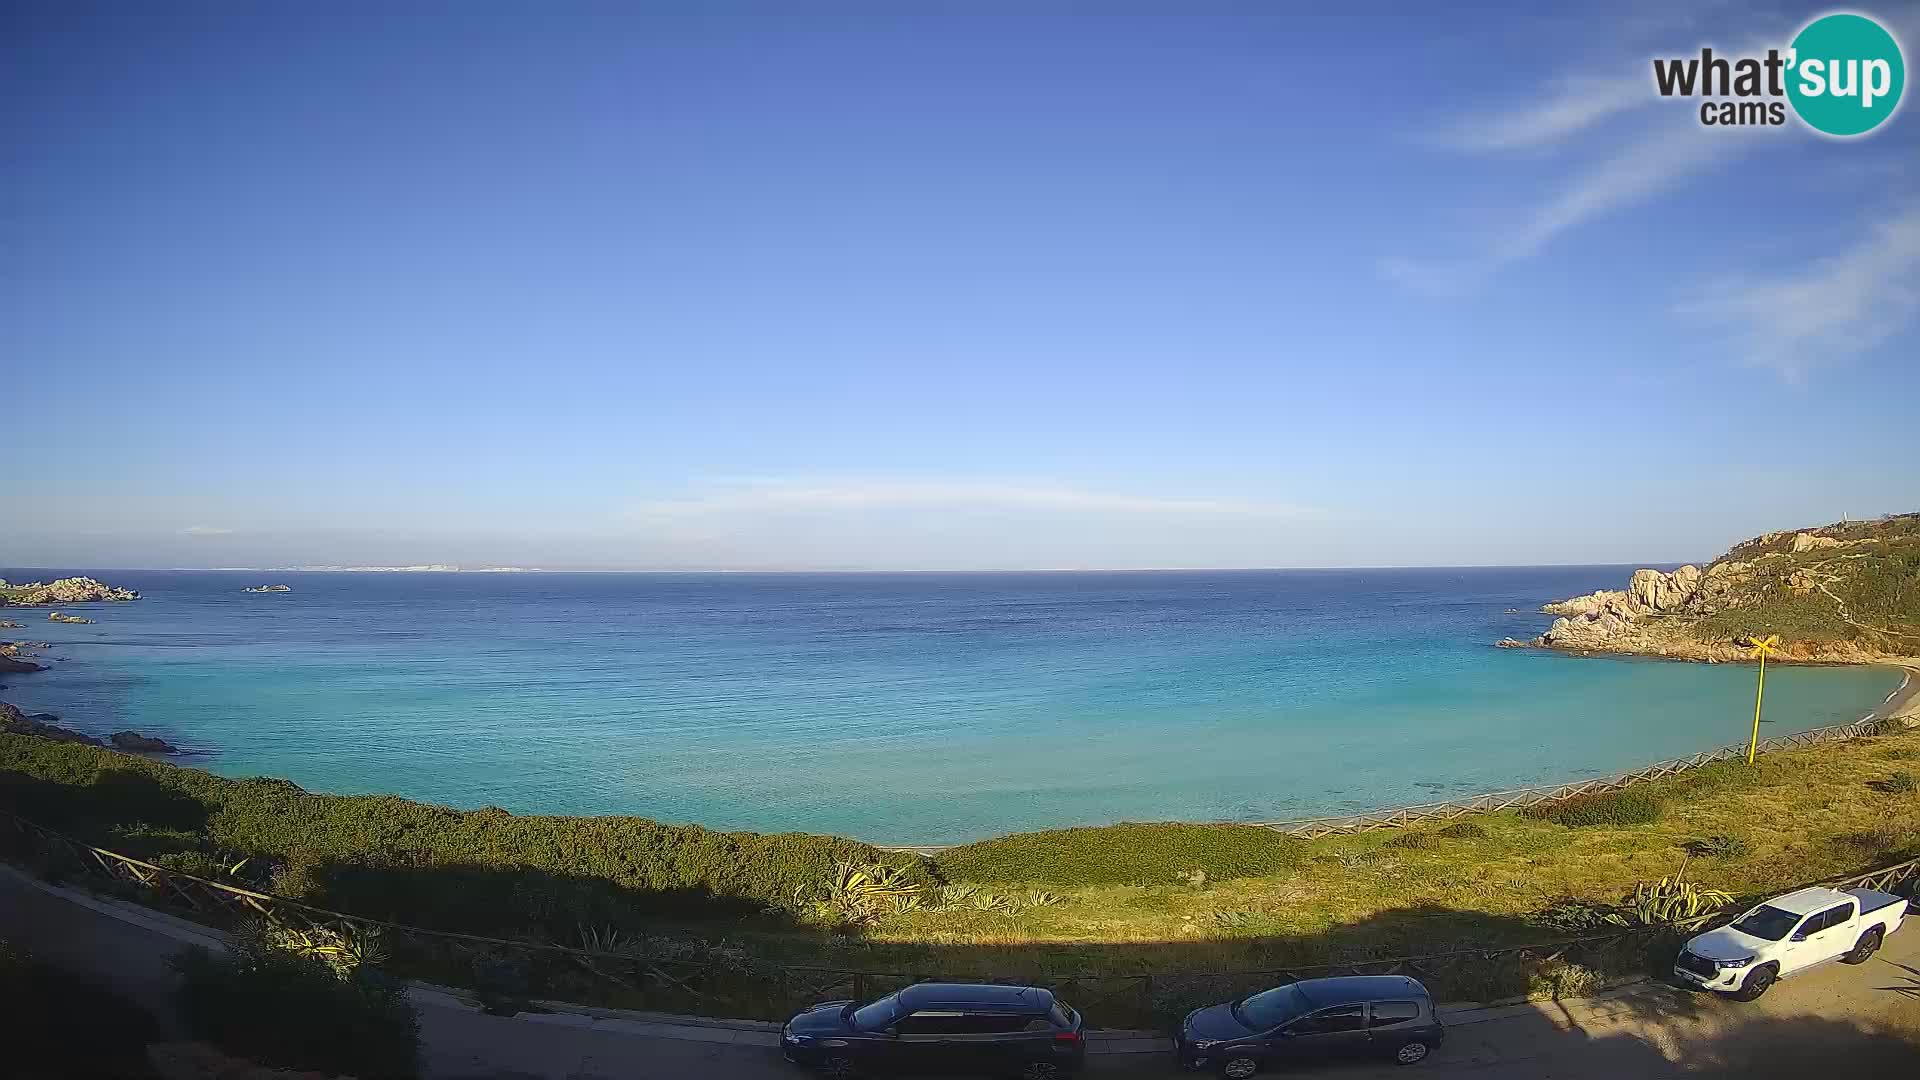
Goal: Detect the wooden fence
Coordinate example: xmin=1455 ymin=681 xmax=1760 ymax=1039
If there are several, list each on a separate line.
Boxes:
xmin=4 ymin=807 xmax=1915 ymax=1030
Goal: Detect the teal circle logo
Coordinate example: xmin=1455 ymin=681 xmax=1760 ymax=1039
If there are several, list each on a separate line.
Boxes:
xmin=1787 ymin=13 xmax=1905 ymax=136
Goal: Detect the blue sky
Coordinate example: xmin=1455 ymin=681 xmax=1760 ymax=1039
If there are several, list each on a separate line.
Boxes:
xmin=4 ymin=1 xmax=1917 ymax=570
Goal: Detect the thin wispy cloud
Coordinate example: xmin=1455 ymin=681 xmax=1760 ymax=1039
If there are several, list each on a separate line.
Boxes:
xmin=1428 ymin=73 xmax=1655 ymax=152
xmin=1678 ymin=205 xmax=1920 ymax=380
xmin=627 ymin=480 xmax=1321 ymax=520
xmin=1382 ymin=121 xmax=1757 ymax=297
xmin=180 ymin=525 xmax=234 ymax=537
xmin=1388 ymin=15 xmax=1800 ymax=293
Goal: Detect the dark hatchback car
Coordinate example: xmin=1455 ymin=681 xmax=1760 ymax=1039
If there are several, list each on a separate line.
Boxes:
xmin=782 ymin=982 xmax=1086 ymax=1078
xmin=1176 ymin=975 xmax=1443 ymax=1075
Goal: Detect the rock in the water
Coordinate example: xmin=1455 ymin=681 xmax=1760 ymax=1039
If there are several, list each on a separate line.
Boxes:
xmin=0 ymin=620 xmax=22 ymax=629
xmin=242 ymin=584 xmax=293 ymax=593
xmin=48 ymin=612 xmax=94 ymax=624
xmin=1494 ymin=638 xmax=1530 ymax=648
xmin=0 ymin=701 xmax=102 ymax=746
xmin=0 ymin=576 xmax=139 ymax=606
xmin=1541 ymin=590 xmax=1629 ymax=617
xmin=110 ymin=731 xmax=180 ymax=754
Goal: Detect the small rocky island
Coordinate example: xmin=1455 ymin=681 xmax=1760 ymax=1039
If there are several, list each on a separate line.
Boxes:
xmin=1505 ymin=513 xmax=1920 ymax=664
xmin=0 ymin=576 xmax=140 ymax=606
xmin=48 ymin=612 xmax=94 ymax=624
xmin=243 ymin=584 xmax=293 ymax=593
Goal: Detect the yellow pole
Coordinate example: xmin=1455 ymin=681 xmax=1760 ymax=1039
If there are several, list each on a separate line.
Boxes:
xmin=1747 ymin=649 xmax=1767 ymax=764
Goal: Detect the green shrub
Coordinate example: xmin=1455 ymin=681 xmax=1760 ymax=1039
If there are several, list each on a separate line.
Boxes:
xmin=172 ymin=934 xmax=419 ymax=1079
xmin=1385 ymin=831 xmax=1439 ymax=850
xmin=1528 ymin=898 xmax=1628 ymax=934
xmin=1685 ymin=834 xmax=1751 ymax=859
xmin=1436 ymin=820 xmax=1489 ymax=840
xmin=0 ymin=734 xmax=931 ymax=937
xmin=1878 ymin=771 xmax=1919 ymax=795
xmin=935 ymin=823 xmax=1302 ymax=886
xmin=1525 ymin=787 xmax=1663 ymax=828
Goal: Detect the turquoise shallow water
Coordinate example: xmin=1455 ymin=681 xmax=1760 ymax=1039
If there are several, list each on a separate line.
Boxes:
xmin=0 ymin=567 xmax=1901 ymax=845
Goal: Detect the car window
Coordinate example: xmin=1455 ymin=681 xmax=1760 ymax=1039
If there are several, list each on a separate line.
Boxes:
xmin=1289 ymin=1004 xmax=1366 ymax=1035
xmin=1369 ymin=1000 xmax=1422 ymax=1027
xmin=1234 ymin=985 xmax=1312 ymax=1030
xmin=1047 ymin=1002 xmax=1075 ymax=1028
xmin=953 ymin=1013 xmax=1031 ymax=1035
xmin=896 ymin=1011 xmax=970 ymax=1036
xmin=1806 ymin=904 xmax=1851 ymax=935
xmin=851 ymin=993 xmax=902 ymax=1031
xmin=1731 ymin=905 xmax=1799 ymax=941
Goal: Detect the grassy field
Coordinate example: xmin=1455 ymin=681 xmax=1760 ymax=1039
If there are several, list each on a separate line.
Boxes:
xmin=5 ymin=728 xmax=1917 ymax=983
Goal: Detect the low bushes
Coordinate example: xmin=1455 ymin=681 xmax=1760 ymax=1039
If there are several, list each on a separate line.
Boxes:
xmin=936 ymin=823 xmax=1303 ymax=886
xmin=1524 ymin=787 xmax=1663 ymax=828
xmin=1685 ymin=834 xmax=1751 ymax=859
xmin=1436 ymin=820 xmax=1489 ymax=840
xmin=1385 ymin=830 xmax=1439 ymax=850
xmin=172 ymin=928 xmax=419 ymax=1079
xmin=0 ymin=734 xmax=930 ymax=936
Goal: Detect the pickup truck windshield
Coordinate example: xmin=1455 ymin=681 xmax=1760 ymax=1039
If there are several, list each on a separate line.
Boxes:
xmin=1731 ymin=905 xmax=1801 ymax=941
xmin=1233 ymin=985 xmax=1311 ymax=1030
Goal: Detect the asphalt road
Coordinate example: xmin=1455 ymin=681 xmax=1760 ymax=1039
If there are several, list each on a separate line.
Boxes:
xmin=5 ymin=868 xmax=1917 ymax=1079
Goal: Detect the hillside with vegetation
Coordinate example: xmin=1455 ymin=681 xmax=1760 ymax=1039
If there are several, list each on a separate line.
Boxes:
xmin=4 ymin=727 xmax=1917 ymax=1023
xmin=1526 ymin=512 xmax=1920 ymax=662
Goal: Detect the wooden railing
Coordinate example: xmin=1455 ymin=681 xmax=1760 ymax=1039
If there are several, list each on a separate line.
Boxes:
xmin=4 ymin=807 xmax=1914 ymax=1029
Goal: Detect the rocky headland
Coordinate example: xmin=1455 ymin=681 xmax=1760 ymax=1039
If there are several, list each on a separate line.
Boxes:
xmin=0 ymin=576 xmax=140 ymax=606
xmin=1509 ymin=513 xmax=1920 ymax=669
xmin=0 ymin=700 xmax=182 ymax=754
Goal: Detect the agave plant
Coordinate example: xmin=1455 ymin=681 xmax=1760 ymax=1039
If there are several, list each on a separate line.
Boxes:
xmin=1621 ymin=872 xmax=1734 ymax=926
xmin=810 ymin=862 xmax=925 ymax=925
xmin=244 ymin=920 xmax=387 ymax=978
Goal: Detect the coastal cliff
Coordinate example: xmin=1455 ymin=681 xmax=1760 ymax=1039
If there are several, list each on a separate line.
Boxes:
xmin=1515 ymin=512 xmax=1920 ymax=664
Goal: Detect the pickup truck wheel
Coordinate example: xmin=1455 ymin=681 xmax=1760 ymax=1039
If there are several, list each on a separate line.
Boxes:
xmin=1730 ymin=964 xmax=1776 ymax=1002
xmin=1841 ymin=928 xmax=1884 ymax=965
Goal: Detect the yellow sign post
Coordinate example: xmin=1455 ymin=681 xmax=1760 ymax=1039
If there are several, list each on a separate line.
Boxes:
xmin=1746 ymin=634 xmax=1779 ymax=764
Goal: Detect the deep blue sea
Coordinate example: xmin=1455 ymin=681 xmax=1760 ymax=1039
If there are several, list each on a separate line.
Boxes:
xmin=0 ymin=567 xmax=1902 ymax=845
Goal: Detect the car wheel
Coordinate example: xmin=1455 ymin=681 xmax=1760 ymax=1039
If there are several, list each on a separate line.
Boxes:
xmin=1016 ymin=1062 xmax=1063 ymax=1080
xmin=1394 ymin=1040 xmax=1432 ymax=1065
xmin=1730 ymin=964 xmax=1776 ymax=1002
xmin=819 ymin=1056 xmax=858 ymax=1079
xmin=1220 ymin=1056 xmax=1260 ymax=1079
xmin=1841 ymin=928 xmax=1883 ymax=965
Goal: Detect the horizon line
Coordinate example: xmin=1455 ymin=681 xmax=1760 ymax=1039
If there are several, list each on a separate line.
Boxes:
xmin=3 ymin=560 xmax=1702 ymax=575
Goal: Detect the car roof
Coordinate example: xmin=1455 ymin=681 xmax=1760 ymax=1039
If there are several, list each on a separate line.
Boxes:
xmin=1765 ymin=887 xmax=1853 ymax=916
xmin=897 ymin=983 xmax=1055 ymax=1011
xmin=1294 ymin=975 xmax=1429 ymax=1005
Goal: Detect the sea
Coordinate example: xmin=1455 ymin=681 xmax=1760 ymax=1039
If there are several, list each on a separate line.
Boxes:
xmin=0 ymin=567 xmax=1901 ymax=846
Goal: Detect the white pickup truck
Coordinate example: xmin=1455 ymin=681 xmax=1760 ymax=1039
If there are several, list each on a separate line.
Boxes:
xmin=1674 ymin=885 xmax=1908 ymax=1000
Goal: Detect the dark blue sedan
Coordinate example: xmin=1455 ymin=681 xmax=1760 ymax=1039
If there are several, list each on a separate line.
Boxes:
xmin=1176 ymin=975 xmax=1443 ymax=1075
